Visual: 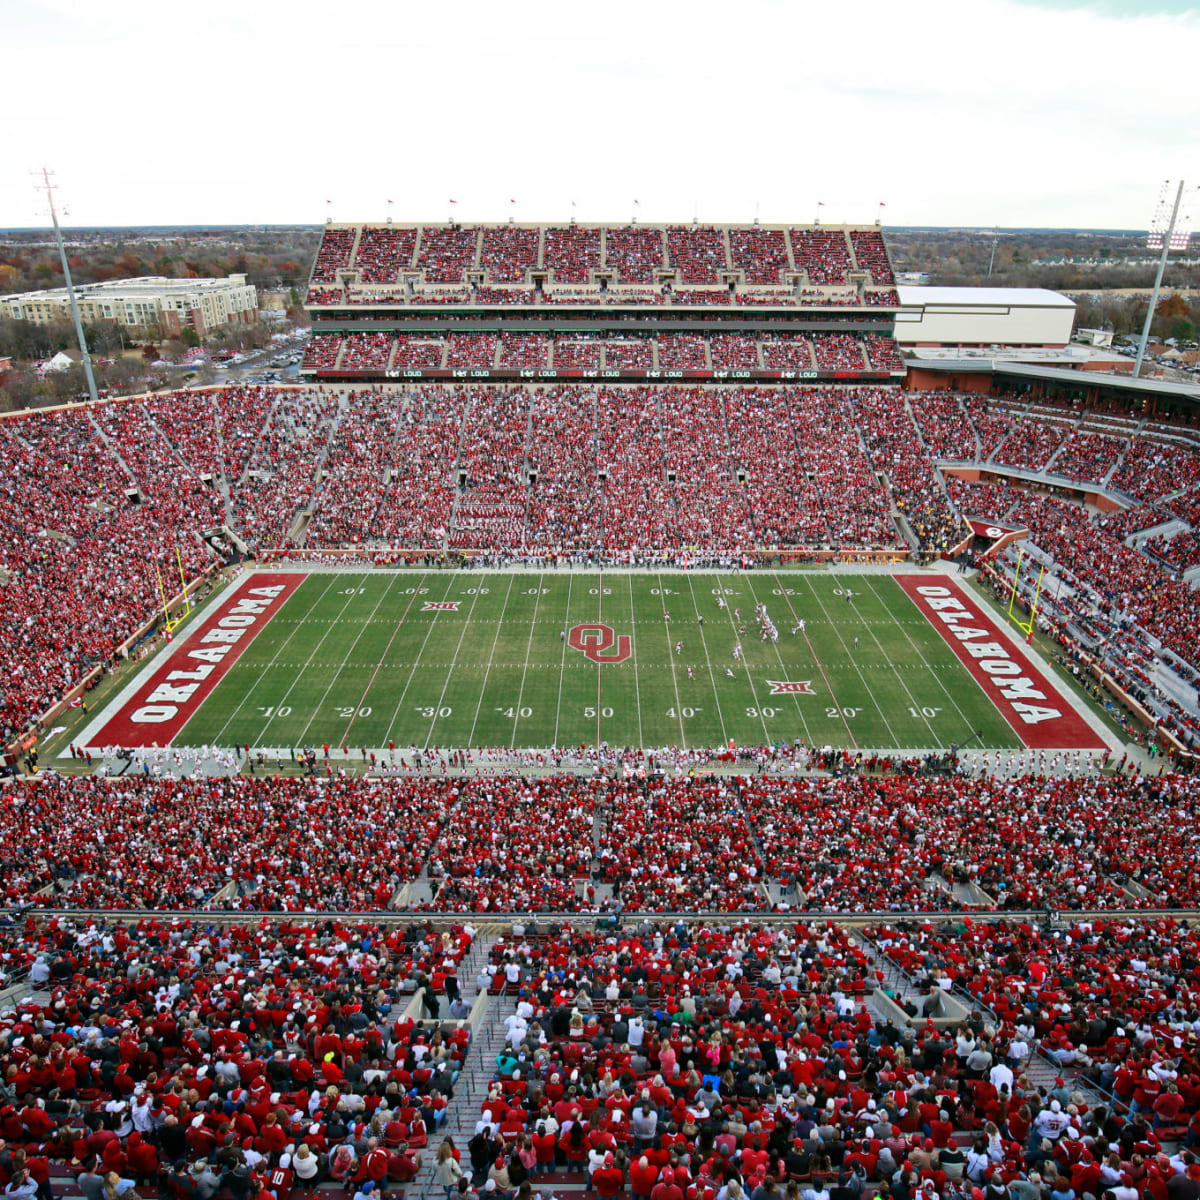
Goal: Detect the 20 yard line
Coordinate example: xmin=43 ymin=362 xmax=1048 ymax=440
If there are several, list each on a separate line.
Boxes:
xmin=467 ymin=575 xmax=516 ymax=748
xmin=551 ymin=575 xmax=575 ymax=748
xmin=296 ymin=573 xmax=404 ymax=747
xmin=510 ymin=573 xmax=545 ymax=749
xmin=207 ymin=573 xmax=347 ymax=747
xmin=685 ymin=573 xmax=729 ymax=747
xmin=787 ymin=573 xmax=898 ymax=747
xmin=341 ymin=572 xmax=430 ymax=746
xmin=863 ymin=575 xmax=986 ymax=742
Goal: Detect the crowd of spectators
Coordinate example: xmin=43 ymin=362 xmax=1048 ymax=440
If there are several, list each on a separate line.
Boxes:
xmin=0 ymin=911 xmax=471 ymax=1200
xmin=354 ymin=228 xmax=417 ymax=284
xmin=6 ymin=769 xmax=1196 ymax=914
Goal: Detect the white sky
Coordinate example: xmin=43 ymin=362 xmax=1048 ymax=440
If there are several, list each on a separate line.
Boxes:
xmin=2 ymin=0 xmax=1198 ymax=231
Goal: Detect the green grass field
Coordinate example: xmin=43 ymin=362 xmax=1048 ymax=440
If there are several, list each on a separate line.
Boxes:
xmin=172 ymin=570 xmax=1024 ymax=752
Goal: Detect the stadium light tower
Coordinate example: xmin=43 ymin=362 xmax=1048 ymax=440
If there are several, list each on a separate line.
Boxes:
xmin=1134 ymin=180 xmax=1195 ymax=378
xmin=34 ymin=168 xmax=99 ymax=406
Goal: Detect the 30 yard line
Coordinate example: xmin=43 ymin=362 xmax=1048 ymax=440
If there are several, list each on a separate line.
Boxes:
xmin=510 ymin=573 xmax=545 ymax=749
xmin=340 ymin=572 xmax=429 ymax=746
xmin=296 ymin=573 xmax=404 ymax=747
xmin=381 ymin=575 xmax=460 ymax=747
xmin=713 ymin=574 xmax=772 ymax=744
xmin=206 ymin=573 xmax=348 ymax=747
xmin=466 ymin=575 xmax=516 ymax=748
xmin=551 ymin=574 xmax=575 ymax=748
xmin=424 ymin=577 xmax=488 ymax=746
xmin=685 ymin=573 xmax=729 ymax=747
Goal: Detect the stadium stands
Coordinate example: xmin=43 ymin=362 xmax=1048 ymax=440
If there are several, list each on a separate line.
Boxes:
xmin=8 ymin=378 xmax=1200 ymax=746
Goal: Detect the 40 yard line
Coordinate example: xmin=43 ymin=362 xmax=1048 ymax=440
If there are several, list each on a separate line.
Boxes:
xmin=551 ymin=575 xmax=575 ymax=748
xmin=510 ymin=573 xmax=545 ymax=749
xmin=686 ymin=573 xmax=729 ymax=747
xmin=467 ymin=575 xmax=516 ymax=748
xmin=625 ymin=574 xmax=644 ymax=749
xmin=657 ymin=572 xmax=688 ymax=748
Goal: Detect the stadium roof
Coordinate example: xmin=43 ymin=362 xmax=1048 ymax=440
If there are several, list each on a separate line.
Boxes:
xmin=898 ymin=286 xmax=1074 ymax=308
xmin=912 ymin=356 xmax=1200 ymax=401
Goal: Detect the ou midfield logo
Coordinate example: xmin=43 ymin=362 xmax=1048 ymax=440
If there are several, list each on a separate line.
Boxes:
xmin=568 ymin=623 xmax=633 ymax=665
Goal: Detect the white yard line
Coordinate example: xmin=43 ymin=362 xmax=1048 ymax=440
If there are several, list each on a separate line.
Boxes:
xmin=466 ymin=575 xmax=516 ymax=747
xmin=424 ymin=578 xmax=489 ymax=746
xmin=296 ymin=574 xmax=404 ymax=747
xmin=208 ymin=573 xmax=346 ymax=747
xmin=656 ymin=572 xmax=689 ymax=747
xmin=246 ymin=573 xmax=375 ymax=747
xmin=862 ymin=575 xmax=978 ymax=741
xmin=741 ymin=576 xmax=823 ymax=746
xmin=510 ymin=573 xmax=546 ymax=749
xmin=381 ymin=576 xmax=461 ymax=746
xmin=551 ymin=574 xmax=575 ymax=748
xmin=788 ymin=573 xmax=901 ymax=747
xmin=74 ymin=571 xmax=248 ymax=752
xmin=625 ymin=573 xmax=644 ymax=748
xmin=340 ymin=573 xmax=430 ymax=746
xmin=712 ymin=574 xmax=772 ymax=744
xmin=685 ymin=573 xmax=730 ymax=747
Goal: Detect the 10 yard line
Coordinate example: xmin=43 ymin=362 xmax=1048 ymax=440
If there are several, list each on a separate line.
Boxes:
xmin=206 ymin=573 xmax=348 ymax=748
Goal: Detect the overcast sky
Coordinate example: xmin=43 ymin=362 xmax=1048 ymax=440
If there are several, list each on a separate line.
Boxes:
xmin=2 ymin=0 xmax=1198 ymax=231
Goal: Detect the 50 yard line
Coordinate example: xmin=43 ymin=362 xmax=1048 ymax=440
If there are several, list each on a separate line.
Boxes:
xmin=625 ymin=573 xmax=644 ymax=748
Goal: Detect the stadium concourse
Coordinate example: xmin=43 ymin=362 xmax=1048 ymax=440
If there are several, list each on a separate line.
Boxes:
xmin=6 ymin=220 xmax=1200 ymax=1200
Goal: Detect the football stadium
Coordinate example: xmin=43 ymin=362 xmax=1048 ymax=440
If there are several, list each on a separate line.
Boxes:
xmin=4 ymin=214 xmax=1200 ymax=1200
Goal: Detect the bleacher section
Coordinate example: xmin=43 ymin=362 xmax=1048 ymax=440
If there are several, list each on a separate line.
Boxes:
xmin=305 ymin=221 xmax=900 ymax=311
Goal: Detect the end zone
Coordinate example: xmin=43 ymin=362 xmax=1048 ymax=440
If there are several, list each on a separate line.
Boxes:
xmin=895 ymin=574 xmax=1107 ymax=751
xmin=77 ymin=572 xmax=306 ymax=751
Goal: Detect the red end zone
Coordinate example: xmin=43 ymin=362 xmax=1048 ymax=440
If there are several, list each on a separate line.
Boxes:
xmin=895 ymin=575 xmax=1106 ymax=751
xmin=85 ymin=573 xmax=306 ymax=749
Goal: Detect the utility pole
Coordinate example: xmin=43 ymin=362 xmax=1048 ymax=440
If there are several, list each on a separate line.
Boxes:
xmin=1134 ymin=180 xmax=1188 ymax=380
xmin=35 ymin=168 xmax=99 ymax=404
xmin=987 ymin=226 xmax=999 ymax=277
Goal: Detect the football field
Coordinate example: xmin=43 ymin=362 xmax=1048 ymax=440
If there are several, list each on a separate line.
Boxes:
xmin=76 ymin=567 xmax=1104 ymax=754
